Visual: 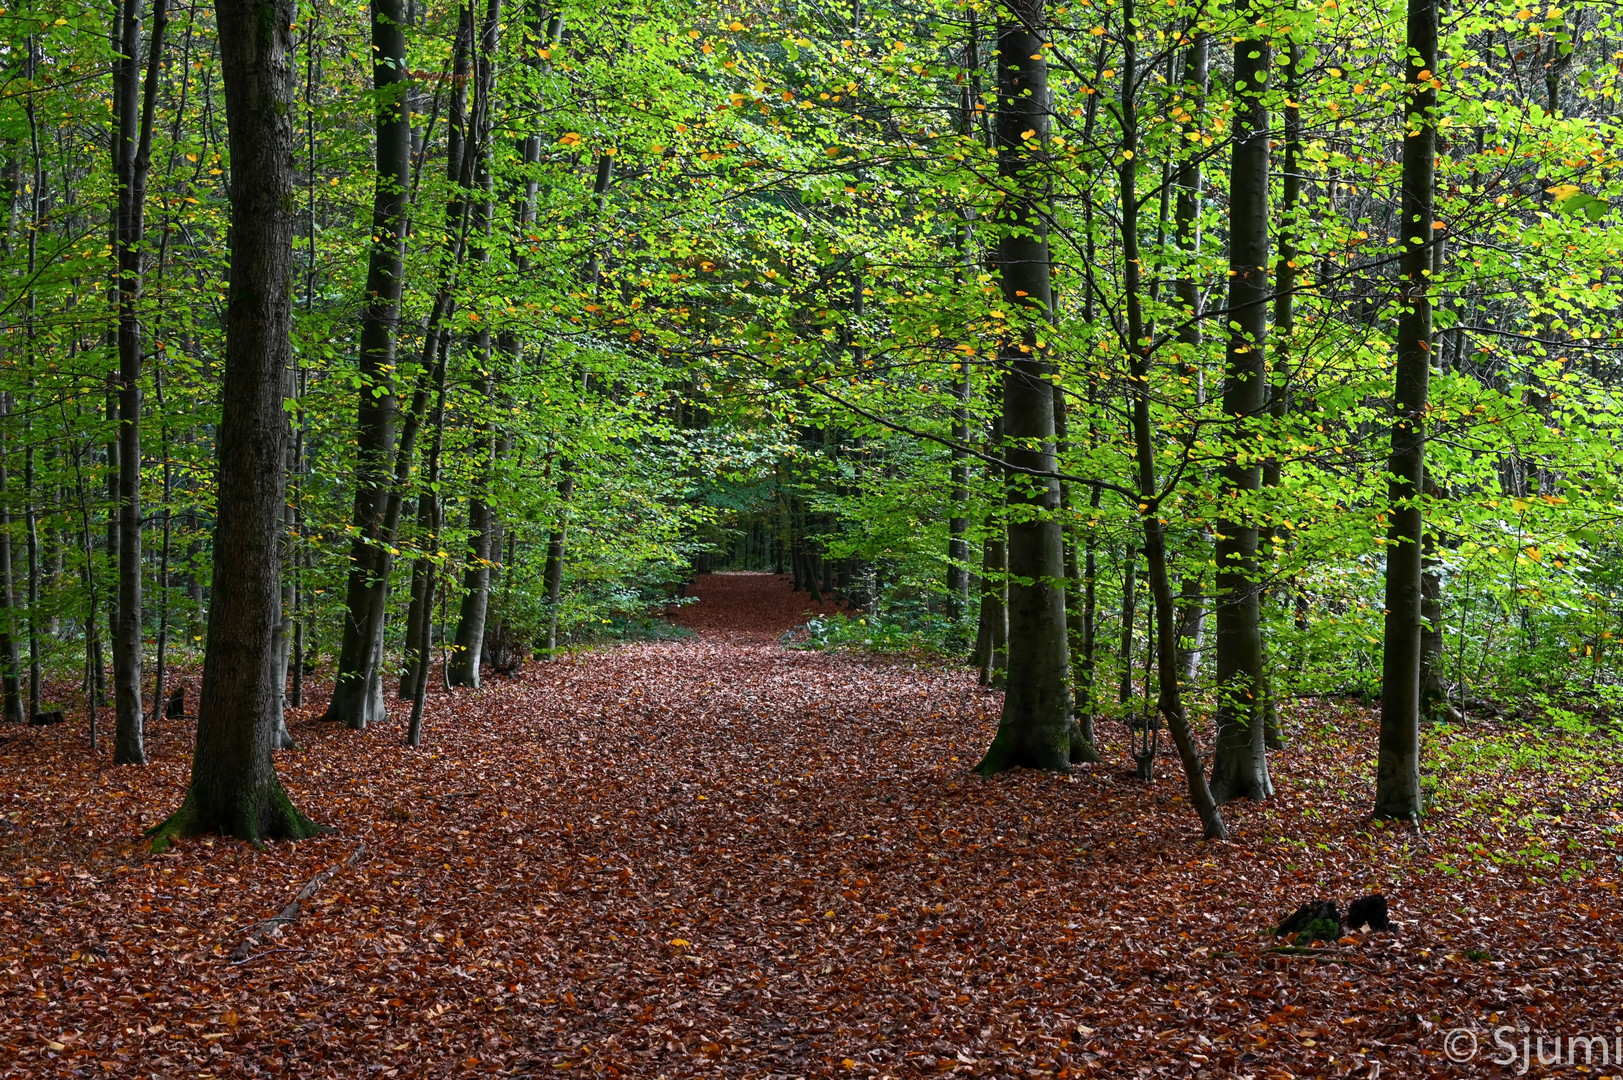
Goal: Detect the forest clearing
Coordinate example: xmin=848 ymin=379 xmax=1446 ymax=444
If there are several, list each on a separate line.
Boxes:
xmin=3 ymin=574 xmax=1620 ymax=1078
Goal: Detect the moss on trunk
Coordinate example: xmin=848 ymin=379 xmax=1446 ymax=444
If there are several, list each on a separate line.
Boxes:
xmin=148 ymin=777 xmax=323 ymax=852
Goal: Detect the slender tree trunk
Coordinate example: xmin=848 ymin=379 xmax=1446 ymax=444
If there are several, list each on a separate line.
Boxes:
xmin=448 ymin=97 xmax=502 ymax=688
xmin=1118 ymin=548 xmax=1137 ymax=705
xmin=543 ymin=471 xmax=573 ymax=652
xmin=23 ymin=35 xmax=44 ymax=721
xmin=1260 ymin=40 xmax=1302 ymax=751
xmin=24 ymin=441 xmax=40 ymax=721
xmin=974 ymin=409 xmax=1006 ymax=686
xmin=321 ymin=0 xmax=413 ymax=729
xmin=1375 ymin=0 xmax=1438 ymax=821
xmin=0 ymin=400 xmax=23 ymax=726
xmin=975 ymin=0 xmax=1071 ymax=775
xmin=946 ymin=15 xmax=979 ymax=621
xmin=150 ymin=0 xmax=319 ymax=848
xmin=1055 ymin=394 xmax=1097 ymax=763
xmin=1171 ymin=31 xmax=1209 ymax=686
xmin=1208 ymin=4 xmax=1273 ymax=803
xmin=110 ymin=0 xmax=168 ymax=765
xmin=406 ymin=344 xmax=451 ymax=724
xmin=1116 ymin=9 xmax=1224 ymax=836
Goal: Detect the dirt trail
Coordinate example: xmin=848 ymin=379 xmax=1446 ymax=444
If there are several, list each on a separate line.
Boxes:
xmin=666 ymin=570 xmax=845 ymax=639
xmin=0 ymin=574 xmax=1606 ymax=1078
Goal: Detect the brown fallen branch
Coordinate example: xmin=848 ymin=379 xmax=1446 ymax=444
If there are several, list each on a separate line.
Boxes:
xmin=228 ymin=842 xmax=366 ymax=962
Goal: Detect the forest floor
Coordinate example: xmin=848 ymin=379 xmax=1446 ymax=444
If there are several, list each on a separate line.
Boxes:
xmin=3 ymin=573 xmax=1622 ymax=1079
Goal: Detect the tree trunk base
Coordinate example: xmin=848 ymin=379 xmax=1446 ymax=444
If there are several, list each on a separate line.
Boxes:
xmin=147 ymin=780 xmax=323 ymax=853
xmin=1067 ymin=721 xmax=1101 ymax=764
xmin=975 ymin=724 xmax=1073 ymax=776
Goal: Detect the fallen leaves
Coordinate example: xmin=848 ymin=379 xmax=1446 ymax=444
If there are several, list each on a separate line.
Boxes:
xmin=0 ymin=572 xmax=1619 ymax=1077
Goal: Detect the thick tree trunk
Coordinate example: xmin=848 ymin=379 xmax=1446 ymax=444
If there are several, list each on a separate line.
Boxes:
xmin=1208 ymin=7 xmax=1273 ymax=804
xmin=975 ymin=0 xmax=1071 ymax=775
xmin=1375 ymin=0 xmax=1438 ymax=820
xmin=150 ymin=0 xmax=318 ymax=848
xmin=322 ymin=0 xmax=413 ymax=729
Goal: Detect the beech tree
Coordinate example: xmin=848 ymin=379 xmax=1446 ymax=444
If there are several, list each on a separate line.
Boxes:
xmin=1374 ymin=0 xmax=1439 ymax=822
xmin=974 ymin=0 xmax=1073 ymax=775
xmin=1207 ymin=0 xmax=1273 ymax=805
xmin=149 ymin=0 xmax=318 ymax=848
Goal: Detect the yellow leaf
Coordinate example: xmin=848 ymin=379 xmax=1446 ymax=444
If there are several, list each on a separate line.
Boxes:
xmin=669 ymin=938 xmax=691 ymax=947
xmin=557 ymin=131 xmax=582 ymax=146
xmin=1545 ymin=183 xmax=1579 ymax=201
xmin=1020 ymin=128 xmax=1036 ymax=140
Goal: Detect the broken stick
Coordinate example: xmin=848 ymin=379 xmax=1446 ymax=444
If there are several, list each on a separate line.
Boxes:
xmin=227 ymin=842 xmax=366 ymax=962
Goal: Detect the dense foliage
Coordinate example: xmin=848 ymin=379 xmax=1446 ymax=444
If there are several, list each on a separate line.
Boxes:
xmin=1 ymin=0 xmax=1621 ymax=786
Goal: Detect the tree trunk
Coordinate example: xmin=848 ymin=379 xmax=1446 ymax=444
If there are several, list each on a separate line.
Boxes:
xmin=1375 ymin=0 xmax=1438 ymax=820
xmin=1171 ymin=32 xmax=1209 ymax=689
xmin=974 ymin=408 xmax=1007 ymax=686
xmin=1208 ymin=6 xmax=1273 ymax=804
xmin=321 ymin=0 xmax=413 ymax=729
xmin=975 ymin=0 xmax=1071 ymax=776
xmin=1117 ymin=548 xmax=1137 ymax=705
xmin=109 ymin=0 xmax=167 ymax=763
xmin=1259 ymin=40 xmax=1302 ymax=752
xmin=1116 ymin=9 xmax=1224 ymax=836
xmin=543 ymin=472 xmax=573 ymax=652
xmin=1054 ymin=393 xmax=1098 ymax=763
xmin=448 ymin=120 xmax=500 ymax=690
xmin=0 ymin=400 xmax=23 ymax=726
xmin=947 ymin=18 xmax=979 ymax=621
xmin=150 ymin=0 xmax=318 ymax=848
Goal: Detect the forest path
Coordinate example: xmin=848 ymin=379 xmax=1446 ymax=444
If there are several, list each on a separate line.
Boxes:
xmin=0 ymin=574 xmax=1604 ymax=1077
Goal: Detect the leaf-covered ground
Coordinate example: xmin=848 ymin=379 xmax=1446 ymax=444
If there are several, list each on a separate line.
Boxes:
xmin=3 ymin=572 xmax=1621 ymax=1078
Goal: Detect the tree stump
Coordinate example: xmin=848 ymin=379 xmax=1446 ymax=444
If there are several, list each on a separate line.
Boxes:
xmin=1275 ymin=900 xmax=1343 ymax=942
xmin=1346 ymin=894 xmax=1391 ymax=931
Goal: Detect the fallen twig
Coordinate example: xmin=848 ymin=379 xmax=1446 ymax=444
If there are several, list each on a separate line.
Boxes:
xmin=227 ymin=842 xmax=366 ymax=962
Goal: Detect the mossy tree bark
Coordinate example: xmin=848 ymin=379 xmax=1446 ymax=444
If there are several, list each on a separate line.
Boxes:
xmin=975 ymin=0 xmax=1071 ymax=776
xmin=150 ymin=0 xmax=318 ymax=849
